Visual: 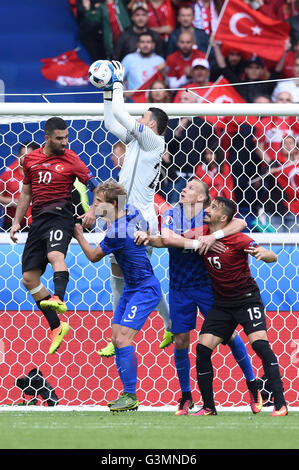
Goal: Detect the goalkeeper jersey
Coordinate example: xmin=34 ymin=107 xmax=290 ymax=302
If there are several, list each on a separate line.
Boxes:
xmin=104 ymin=91 xmax=165 ymax=236
xmin=118 ymin=122 xmax=165 ymax=235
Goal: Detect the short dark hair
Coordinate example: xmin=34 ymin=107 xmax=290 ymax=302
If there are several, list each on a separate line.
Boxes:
xmin=44 ymin=117 xmax=67 ymax=136
xmin=138 ymin=31 xmax=155 ymax=42
xmin=214 ymin=196 xmax=236 ymax=223
xmin=148 ymin=107 xmax=169 ymax=135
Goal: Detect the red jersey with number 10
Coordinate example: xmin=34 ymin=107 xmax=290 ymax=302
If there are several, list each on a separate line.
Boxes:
xmin=23 ymin=147 xmax=93 ymax=219
xmin=202 ymin=231 xmax=259 ymax=299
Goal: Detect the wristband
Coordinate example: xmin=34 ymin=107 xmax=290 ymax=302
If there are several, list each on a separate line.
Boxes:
xmin=214 ymin=229 xmax=225 ymax=240
xmin=103 ymin=90 xmax=112 ymax=100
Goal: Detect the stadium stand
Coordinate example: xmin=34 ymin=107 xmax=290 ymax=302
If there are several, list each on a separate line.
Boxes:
xmin=0 ymin=0 xmax=96 ymax=103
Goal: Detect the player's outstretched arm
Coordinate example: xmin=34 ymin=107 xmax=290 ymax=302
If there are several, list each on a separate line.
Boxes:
xmin=134 ymin=230 xmax=165 ymax=248
xmin=244 ymin=245 xmax=278 ymax=263
xmin=110 ymin=61 xmax=137 ymax=134
xmin=161 ymin=227 xmax=202 ymax=250
xmin=74 ymin=223 xmax=106 ymax=263
xmin=10 ymin=184 xmax=32 ymax=243
xmin=198 ymin=217 xmax=247 ymax=255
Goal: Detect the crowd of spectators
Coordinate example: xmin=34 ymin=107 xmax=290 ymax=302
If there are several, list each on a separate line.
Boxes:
xmin=1 ymin=0 xmax=298 ymax=233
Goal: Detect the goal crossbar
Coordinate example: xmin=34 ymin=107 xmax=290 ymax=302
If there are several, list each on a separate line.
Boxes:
xmin=0 ymin=102 xmax=299 ymax=118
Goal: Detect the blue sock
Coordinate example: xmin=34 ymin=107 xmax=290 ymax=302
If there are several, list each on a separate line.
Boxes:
xmin=174 ymin=347 xmax=191 ymax=393
xmin=115 ymin=345 xmax=138 ymax=395
xmin=228 ymin=335 xmax=255 ymax=382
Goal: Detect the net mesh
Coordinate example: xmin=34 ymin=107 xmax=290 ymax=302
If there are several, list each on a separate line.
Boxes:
xmin=0 ymin=106 xmax=298 ymax=408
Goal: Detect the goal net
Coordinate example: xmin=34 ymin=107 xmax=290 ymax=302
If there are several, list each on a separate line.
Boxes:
xmin=0 ymin=101 xmax=298 ymax=409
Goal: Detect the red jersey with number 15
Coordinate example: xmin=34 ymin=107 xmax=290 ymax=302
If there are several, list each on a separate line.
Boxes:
xmin=23 ymin=147 xmax=93 ymax=219
xmin=202 ymin=231 xmax=259 ymax=300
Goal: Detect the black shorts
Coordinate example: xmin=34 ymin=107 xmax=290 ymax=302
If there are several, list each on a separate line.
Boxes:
xmin=200 ymin=290 xmax=267 ymax=344
xmin=22 ymin=212 xmax=74 ymax=275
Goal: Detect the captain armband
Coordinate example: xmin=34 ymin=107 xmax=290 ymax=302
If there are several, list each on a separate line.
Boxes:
xmin=86 ymin=177 xmax=100 ymax=192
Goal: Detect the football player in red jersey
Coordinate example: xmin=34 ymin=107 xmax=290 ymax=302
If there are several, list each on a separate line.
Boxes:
xmin=193 ymin=197 xmax=288 ymax=417
xmin=10 ymin=117 xmax=99 ymax=354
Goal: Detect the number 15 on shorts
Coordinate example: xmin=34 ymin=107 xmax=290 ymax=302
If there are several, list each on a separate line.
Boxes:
xmin=247 ymin=306 xmax=265 ymax=328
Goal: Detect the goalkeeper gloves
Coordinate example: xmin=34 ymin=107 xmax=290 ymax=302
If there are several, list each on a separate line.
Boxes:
xmin=103 ymin=61 xmax=125 ymax=99
xmin=111 ymin=60 xmax=125 ymax=85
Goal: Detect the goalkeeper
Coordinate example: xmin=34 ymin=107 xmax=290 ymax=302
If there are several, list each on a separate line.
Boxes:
xmin=98 ymin=60 xmax=172 ymax=357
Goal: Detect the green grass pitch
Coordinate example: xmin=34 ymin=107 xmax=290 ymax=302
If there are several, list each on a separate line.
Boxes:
xmin=0 ymin=410 xmax=298 ymax=449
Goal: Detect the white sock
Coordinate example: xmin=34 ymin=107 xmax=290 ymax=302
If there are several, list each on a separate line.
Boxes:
xmin=157 ymin=291 xmax=171 ymax=331
xmin=110 ymin=274 xmax=125 ymax=312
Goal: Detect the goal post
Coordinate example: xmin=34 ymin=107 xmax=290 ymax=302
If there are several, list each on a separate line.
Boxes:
xmin=0 ymin=102 xmax=298 ymax=409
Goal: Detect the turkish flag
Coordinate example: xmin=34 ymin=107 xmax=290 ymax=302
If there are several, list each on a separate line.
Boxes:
xmin=41 ymin=50 xmax=89 ymax=85
xmin=199 ymin=75 xmax=245 ymax=125
xmin=276 ymin=162 xmax=299 ymax=215
xmin=131 ymin=71 xmax=164 ymax=103
xmin=200 ymin=75 xmax=245 ymax=105
xmin=214 ymin=0 xmax=290 ymax=61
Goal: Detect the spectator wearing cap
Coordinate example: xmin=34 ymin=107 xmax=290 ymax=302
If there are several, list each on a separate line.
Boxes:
xmin=165 ymin=32 xmax=206 ymax=89
xmin=173 ymin=57 xmax=213 ymax=103
xmin=209 ymin=35 xmax=247 ymax=83
xmin=121 ymin=31 xmax=165 ymax=91
xmin=113 ymin=2 xmax=165 ymax=61
xmin=166 ymin=5 xmax=211 ymax=57
xmin=272 ymin=56 xmax=299 ymax=102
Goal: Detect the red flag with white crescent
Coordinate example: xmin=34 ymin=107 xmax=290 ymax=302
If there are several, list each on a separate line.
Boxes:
xmin=131 ymin=71 xmax=164 ymax=103
xmin=199 ymin=75 xmax=245 ymax=124
xmin=41 ymin=50 xmax=89 ymax=85
xmin=214 ymin=0 xmax=290 ymax=61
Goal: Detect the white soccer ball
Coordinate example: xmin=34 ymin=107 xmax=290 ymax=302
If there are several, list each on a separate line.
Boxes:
xmin=88 ymin=59 xmax=113 ymax=89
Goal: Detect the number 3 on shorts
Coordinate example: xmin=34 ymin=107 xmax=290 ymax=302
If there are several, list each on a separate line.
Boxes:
xmin=128 ymin=305 xmax=137 ymax=320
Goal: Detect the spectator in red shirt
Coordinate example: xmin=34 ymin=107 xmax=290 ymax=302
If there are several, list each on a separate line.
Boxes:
xmin=195 ymin=136 xmax=235 ymax=201
xmin=193 ymin=0 xmax=222 ymax=36
xmin=173 ymin=57 xmax=213 ymax=102
xmin=165 ymin=32 xmax=206 ymax=89
xmin=282 ymin=36 xmax=299 ymax=78
xmin=254 ymin=90 xmax=299 ymax=164
xmin=0 ymin=141 xmax=39 ymax=232
xmin=146 ymin=0 xmax=177 ymax=40
xmin=267 ymin=135 xmax=299 ymax=232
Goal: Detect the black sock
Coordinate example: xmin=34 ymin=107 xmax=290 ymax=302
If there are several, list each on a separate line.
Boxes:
xmin=182 ymin=391 xmax=192 ymax=401
xmin=252 ymin=340 xmax=286 ymax=409
xmin=196 ymin=343 xmax=216 ymax=410
xmin=246 ymin=379 xmax=259 ymax=402
xmin=36 ymin=296 xmax=60 ymax=330
xmin=53 ymin=271 xmax=69 ymax=301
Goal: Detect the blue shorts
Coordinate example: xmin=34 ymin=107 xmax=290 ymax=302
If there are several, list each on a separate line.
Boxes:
xmin=169 ymin=282 xmax=214 ymax=334
xmin=112 ymin=275 xmax=161 ymax=331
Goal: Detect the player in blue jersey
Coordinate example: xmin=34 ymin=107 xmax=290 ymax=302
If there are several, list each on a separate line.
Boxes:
xmin=136 ymin=178 xmax=261 ymax=415
xmin=74 ymin=181 xmax=161 ymax=412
